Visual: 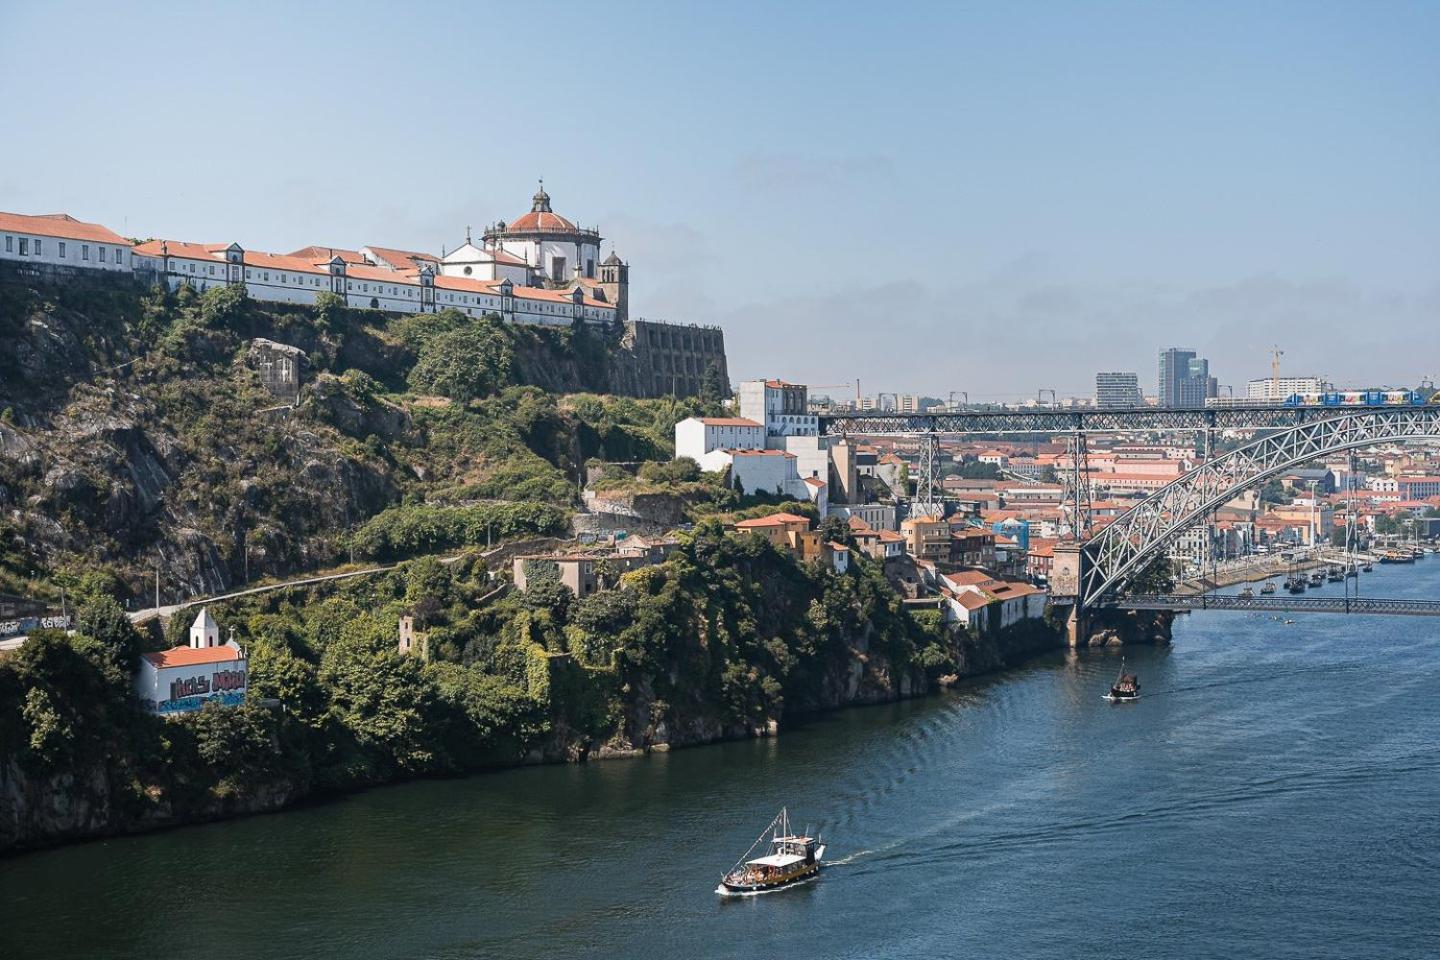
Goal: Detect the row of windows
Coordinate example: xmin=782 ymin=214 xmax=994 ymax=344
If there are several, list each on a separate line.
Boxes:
xmin=4 ymin=235 xmax=125 ymax=264
xmin=139 ymin=257 xmax=607 ymax=322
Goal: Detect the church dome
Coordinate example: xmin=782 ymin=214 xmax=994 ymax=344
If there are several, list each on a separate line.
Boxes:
xmin=505 ymin=181 xmax=581 ymax=234
xmin=602 ymin=250 xmax=623 ymax=266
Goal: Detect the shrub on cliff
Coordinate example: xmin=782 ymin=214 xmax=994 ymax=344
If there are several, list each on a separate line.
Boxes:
xmin=406 ymin=319 xmax=514 ymax=400
xmin=348 ymin=502 xmax=569 ymax=561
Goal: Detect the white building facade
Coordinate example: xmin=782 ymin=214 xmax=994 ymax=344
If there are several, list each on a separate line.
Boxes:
xmin=133 ymin=608 xmax=247 ymax=715
xmin=0 ymin=212 xmax=133 ymax=273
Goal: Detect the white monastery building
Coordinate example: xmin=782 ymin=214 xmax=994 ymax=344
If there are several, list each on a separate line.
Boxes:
xmin=0 ymin=183 xmax=630 ymax=329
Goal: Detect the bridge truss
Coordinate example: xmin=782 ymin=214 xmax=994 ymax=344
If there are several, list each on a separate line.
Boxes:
xmin=818 ymin=404 xmax=1440 ymax=612
xmin=1112 ymin=594 xmax=1440 ymax=617
xmin=1078 ymin=407 xmax=1440 ymax=606
xmin=817 ymin=403 xmax=1425 ymax=438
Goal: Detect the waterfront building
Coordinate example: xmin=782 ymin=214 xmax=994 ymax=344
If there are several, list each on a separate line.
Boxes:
xmin=1095 ymin=372 xmax=1143 ymax=408
xmin=1158 ymin=348 xmax=1218 ymax=408
xmin=133 ymin=608 xmax=247 ymax=715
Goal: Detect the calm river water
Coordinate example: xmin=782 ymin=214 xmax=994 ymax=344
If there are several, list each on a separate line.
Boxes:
xmin=3 ymin=561 xmax=1439 ymax=959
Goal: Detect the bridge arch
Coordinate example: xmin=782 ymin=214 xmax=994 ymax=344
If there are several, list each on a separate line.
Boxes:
xmin=1078 ymin=407 xmax=1440 ymax=607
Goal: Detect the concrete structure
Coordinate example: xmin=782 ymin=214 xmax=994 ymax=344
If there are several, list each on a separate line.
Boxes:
xmin=247 ymin=338 xmax=305 ymax=401
xmin=901 ymin=515 xmax=951 ymax=563
xmin=512 ymin=549 xmax=660 ymax=598
xmin=618 ymin=319 xmax=729 ymax=399
xmin=740 ymin=379 xmax=819 ymax=444
xmin=674 ymin=417 xmax=764 ymax=468
xmin=1095 ymin=372 xmax=1143 ymax=408
xmin=1246 ymin=376 xmax=1327 ymax=400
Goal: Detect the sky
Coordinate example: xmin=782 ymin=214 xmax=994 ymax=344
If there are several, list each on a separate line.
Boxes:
xmin=2 ymin=0 xmax=1437 ymax=399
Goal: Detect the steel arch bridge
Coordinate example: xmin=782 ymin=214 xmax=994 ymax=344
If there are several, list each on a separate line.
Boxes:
xmin=1073 ymin=407 xmax=1440 ymax=607
xmin=817 ymin=404 xmax=1440 ymax=611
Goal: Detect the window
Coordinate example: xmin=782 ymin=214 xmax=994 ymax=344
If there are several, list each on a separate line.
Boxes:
xmin=34 ymin=239 xmax=42 ymax=255
xmin=18 ymin=238 xmax=28 ymax=256
xmin=245 ymin=269 xmax=252 ymax=278
xmin=100 ymin=246 xmax=108 ymax=263
xmin=4 ymin=236 xmax=10 ymax=252
xmin=59 ymin=241 xmax=66 ymax=258
xmin=82 ymin=244 xmax=89 ymax=260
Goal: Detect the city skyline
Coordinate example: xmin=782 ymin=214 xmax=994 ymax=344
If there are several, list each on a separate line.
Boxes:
xmin=2 ymin=1 xmax=1436 ymax=396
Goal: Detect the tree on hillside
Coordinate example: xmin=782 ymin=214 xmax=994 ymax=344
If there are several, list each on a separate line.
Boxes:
xmin=701 ymin=363 xmax=728 ymax=403
xmin=199 ymin=284 xmax=249 ymax=329
xmin=407 ymin=322 xmax=514 ymax=400
xmin=958 ymin=461 xmax=1001 ymax=480
xmin=75 ymin=595 xmax=142 ymax=665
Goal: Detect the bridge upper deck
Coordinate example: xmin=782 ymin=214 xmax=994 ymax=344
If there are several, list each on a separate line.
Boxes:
xmin=818 ymin=402 xmax=1434 ymax=437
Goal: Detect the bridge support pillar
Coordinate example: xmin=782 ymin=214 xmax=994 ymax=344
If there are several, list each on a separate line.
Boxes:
xmin=1064 ymin=605 xmax=1087 ymax=648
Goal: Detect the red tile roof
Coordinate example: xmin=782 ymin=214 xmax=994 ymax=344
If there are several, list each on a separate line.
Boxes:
xmin=699 ymin=417 xmax=762 ymax=427
xmin=0 ymin=211 xmax=131 ymax=245
xmin=955 ymin=592 xmax=991 ymax=611
xmin=505 ymin=210 xmax=580 ymax=233
xmin=287 ymin=245 xmax=367 ymax=263
xmin=734 ymin=512 xmax=812 ymax=528
xmin=365 ymin=246 xmax=439 ymax=270
xmin=142 ymin=645 xmax=243 ymax=668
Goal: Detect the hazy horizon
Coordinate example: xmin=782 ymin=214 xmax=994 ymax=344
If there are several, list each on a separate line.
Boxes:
xmin=2 ymin=0 xmax=1435 ymax=397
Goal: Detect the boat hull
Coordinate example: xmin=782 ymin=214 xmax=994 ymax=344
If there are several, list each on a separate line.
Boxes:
xmin=1104 ymin=692 xmax=1140 ymax=703
xmin=718 ymin=863 xmax=821 ymax=895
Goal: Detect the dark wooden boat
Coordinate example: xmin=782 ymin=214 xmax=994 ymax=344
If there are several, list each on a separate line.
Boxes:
xmin=1105 ymin=659 xmax=1140 ymax=702
xmin=718 ymin=808 xmax=825 ymax=895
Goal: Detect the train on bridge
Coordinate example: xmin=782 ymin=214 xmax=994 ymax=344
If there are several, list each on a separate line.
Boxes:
xmin=1281 ymin=389 xmax=1435 ymax=408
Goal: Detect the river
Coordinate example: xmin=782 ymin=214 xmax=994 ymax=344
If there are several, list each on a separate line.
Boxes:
xmin=3 ymin=560 xmax=1438 ymax=959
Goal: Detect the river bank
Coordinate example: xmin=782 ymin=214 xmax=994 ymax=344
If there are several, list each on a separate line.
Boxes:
xmin=0 ymin=614 xmax=1090 ymax=857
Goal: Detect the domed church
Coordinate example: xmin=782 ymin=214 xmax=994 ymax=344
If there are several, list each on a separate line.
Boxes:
xmin=439 ymin=181 xmax=626 ymax=317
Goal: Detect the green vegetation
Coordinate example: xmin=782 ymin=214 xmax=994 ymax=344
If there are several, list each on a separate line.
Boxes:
xmin=0 ymin=521 xmax=966 ymax=851
xmin=0 ymin=282 xmax=716 ymax=598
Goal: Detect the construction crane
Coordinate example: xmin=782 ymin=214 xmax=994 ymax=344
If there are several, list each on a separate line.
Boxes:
xmin=1271 ymin=345 xmax=1284 ymax=399
xmin=806 ymin=382 xmax=855 ymax=409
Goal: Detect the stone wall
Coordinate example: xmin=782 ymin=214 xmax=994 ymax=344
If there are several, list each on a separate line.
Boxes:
xmin=610 ymin=319 xmax=729 ymax=399
xmin=246 ymin=338 xmax=305 ymax=401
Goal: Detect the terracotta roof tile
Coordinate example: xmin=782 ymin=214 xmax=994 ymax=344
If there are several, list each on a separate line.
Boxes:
xmin=142 ymin=645 xmax=244 ymax=669
xmin=0 ymin=211 xmax=130 ymax=245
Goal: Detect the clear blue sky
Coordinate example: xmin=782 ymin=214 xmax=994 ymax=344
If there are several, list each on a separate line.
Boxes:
xmin=2 ymin=0 xmax=1436 ymax=398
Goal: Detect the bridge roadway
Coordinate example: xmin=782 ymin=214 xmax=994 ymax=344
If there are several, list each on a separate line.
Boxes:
xmin=818 ymin=402 xmax=1432 ymax=436
xmin=1108 ymin=594 xmax=1440 ymax=617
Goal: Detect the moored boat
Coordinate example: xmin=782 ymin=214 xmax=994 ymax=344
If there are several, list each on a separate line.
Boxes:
xmin=1260 ymin=580 xmax=1277 ymax=595
xmin=718 ymin=808 xmax=824 ymax=895
xmin=1239 ymin=586 xmax=1254 ymax=599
